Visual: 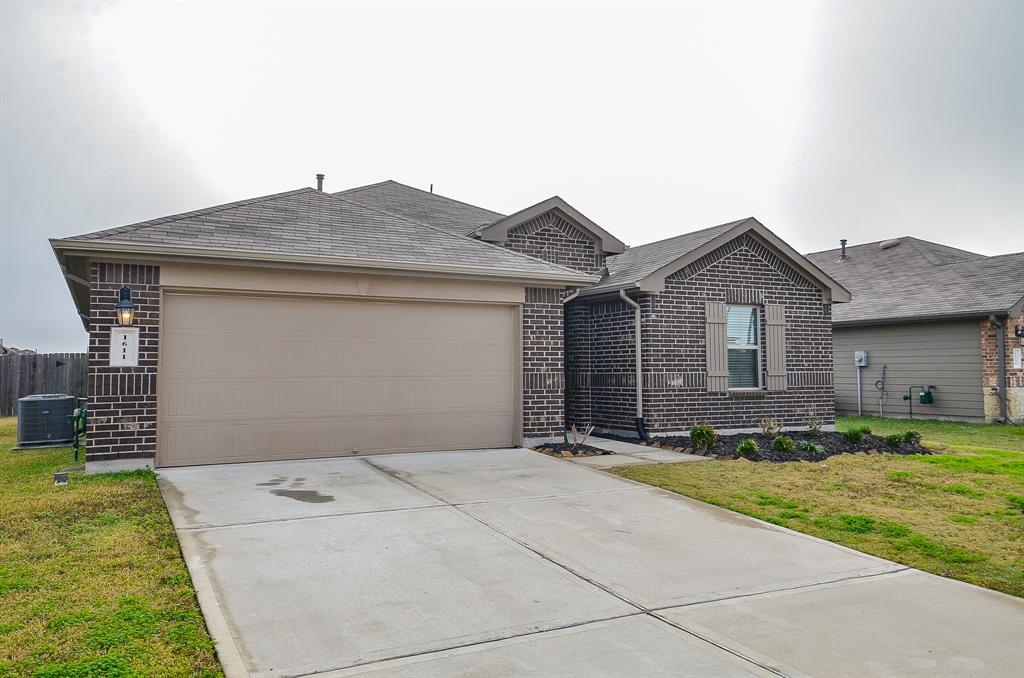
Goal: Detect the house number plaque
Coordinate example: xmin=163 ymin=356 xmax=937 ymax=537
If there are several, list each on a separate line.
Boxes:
xmin=109 ymin=327 xmax=140 ymax=367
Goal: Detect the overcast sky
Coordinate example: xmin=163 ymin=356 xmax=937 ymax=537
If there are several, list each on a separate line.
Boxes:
xmin=1 ymin=1 xmax=1021 ymax=352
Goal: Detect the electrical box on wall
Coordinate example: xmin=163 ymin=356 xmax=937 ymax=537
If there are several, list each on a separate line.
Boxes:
xmin=854 ymin=350 xmax=869 ymax=367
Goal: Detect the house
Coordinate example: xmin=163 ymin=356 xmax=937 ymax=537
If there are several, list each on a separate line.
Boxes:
xmin=0 ymin=341 xmax=36 ymax=356
xmin=807 ymin=238 xmax=1024 ymax=423
xmin=51 ymin=179 xmax=849 ymax=469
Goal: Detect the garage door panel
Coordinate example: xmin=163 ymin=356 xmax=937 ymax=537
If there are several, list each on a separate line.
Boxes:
xmin=159 ymin=293 xmax=518 ymax=466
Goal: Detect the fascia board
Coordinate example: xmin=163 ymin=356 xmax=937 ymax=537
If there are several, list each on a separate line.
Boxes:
xmin=50 ymin=239 xmax=598 ymax=287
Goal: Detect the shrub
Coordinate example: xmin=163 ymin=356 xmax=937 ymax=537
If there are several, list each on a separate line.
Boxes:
xmin=799 ymin=440 xmax=824 ymax=454
xmin=771 ymin=436 xmax=795 ymax=453
xmin=806 ymin=417 xmax=823 ymax=436
xmin=884 ymin=433 xmax=905 ymax=448
xmin=842 ymin=426 xmax=871 ymax=444
xmin=757 ymin=417 xmax=782 ymax=437
xmin=902 ymin=430 xmax=922 ymax=445
xmin=736 ymin=438 xmax=759 ymax=458
xmin=689 ymin=422 xmax=718 ymax=451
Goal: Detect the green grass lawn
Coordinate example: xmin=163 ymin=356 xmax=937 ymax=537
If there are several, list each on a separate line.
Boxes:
xmin=613 ymin=416 xmax=1024 ymax=597
xmin=0 ymin=417 xmax=222 ymax=677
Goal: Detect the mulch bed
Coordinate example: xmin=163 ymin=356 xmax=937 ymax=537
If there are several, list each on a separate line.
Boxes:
xmin=611 ymin=430 xmax=930 ymax=462
xmin=532 ymin=442 xmax=614 ymax=458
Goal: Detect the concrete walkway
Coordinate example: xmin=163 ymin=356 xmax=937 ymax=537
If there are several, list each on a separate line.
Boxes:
xmin=159 ymin=449 xmax=1024 ymax=678
xmin=570 ymin=435 xmax=709 ymax=468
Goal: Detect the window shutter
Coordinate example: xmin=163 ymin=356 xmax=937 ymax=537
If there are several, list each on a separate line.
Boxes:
xmin=705 ymin=301 xmax=728 ymax=391
xmin=765 ymin=304 xmax=787 ymax=391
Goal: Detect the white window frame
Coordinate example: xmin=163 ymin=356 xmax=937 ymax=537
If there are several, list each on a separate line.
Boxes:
xmin=726 ymin=304 xmax=762 ymax=390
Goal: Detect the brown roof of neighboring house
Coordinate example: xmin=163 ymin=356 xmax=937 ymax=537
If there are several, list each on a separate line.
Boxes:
xmin=807 ymin=237 xmax=1024 ymax=325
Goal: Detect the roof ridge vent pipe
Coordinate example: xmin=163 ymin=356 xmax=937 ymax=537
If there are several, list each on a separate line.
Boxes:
xmin=619 ymin=290 xmax=650 ymax=441
xmin=838 ymin=239 xmax=848 ymax=261
xmin=316 ymin=173 xmax=325 ymax=191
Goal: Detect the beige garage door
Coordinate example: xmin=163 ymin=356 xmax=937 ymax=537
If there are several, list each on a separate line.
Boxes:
xmin=158 ymin=292 xmax=517 ymax=467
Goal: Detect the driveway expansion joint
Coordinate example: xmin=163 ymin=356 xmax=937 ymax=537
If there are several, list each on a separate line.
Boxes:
xmin=648 ymin=565 xmax=912 ymax=612
xmin=286 ymin=612 xmax=648 ymax=678
xmin=360 ymin=457 xmax=794 ymax=678
xmin=173 ymin=502 xmax=446 ymax=532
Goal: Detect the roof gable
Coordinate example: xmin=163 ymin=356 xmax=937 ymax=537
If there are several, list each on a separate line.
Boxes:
xmin=585 ymin=217 xmax=850 ymax=303
xmin=475 ymin=197 xmax=626 ymax=255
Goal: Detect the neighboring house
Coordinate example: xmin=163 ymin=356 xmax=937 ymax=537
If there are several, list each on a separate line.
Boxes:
xmin=807 ymin=238 xmax=1024 ymax=423
xmin=0 ymin=341 xmax=36 ymax=356
xmin=51 ymin=179 xmax=849 ymax=469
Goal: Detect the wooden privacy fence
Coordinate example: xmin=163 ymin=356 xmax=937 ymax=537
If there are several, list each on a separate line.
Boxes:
xmin=0 ymin=353 xmax=87 ymax=416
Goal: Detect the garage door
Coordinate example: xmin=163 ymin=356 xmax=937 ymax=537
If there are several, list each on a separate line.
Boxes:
xmin=158 ymin=292 xmax=517 ymax=466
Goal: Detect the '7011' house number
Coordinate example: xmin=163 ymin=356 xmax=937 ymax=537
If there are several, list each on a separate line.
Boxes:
xmin=109 ymin=327 xmax=140 ymax=367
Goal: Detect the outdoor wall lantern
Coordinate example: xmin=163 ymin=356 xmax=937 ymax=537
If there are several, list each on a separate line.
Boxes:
xmin=114 ymin=286 xmax=137 ymax=327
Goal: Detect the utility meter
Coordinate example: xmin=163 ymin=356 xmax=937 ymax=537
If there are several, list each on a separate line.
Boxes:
xmin=854 ymin=351 xmax=869 ymax=367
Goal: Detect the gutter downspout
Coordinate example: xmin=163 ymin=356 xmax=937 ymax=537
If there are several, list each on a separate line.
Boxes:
xmin=989 ymin=314 xmax=1008 ymax=423
xmin=562 ymin=289 xmax=581 ymax=443
xmin=619 ymin=290 xmax=650 ymax=441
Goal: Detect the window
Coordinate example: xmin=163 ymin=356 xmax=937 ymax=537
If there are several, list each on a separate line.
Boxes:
xmin=726 ymin=305 xmax=760 ymax=388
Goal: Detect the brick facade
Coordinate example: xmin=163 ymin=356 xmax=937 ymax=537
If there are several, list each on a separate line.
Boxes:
xmin=522 ymin=287 xmax=565 ymax=439
xmin=502 ymin=212 xmax=605 ymax=274
xmin=568 ymin=234 xmax=836 ymax=433
xmin=504 ymin=212 xmax=604 ymax=440
xmin=87 ymin=263 xmax=160 ymax=462
xmin=981 ymin=315 xmax=1024 ymax=422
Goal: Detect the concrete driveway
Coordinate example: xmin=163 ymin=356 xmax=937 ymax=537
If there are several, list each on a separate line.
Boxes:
xmin=159 ymin=448 xmax=1024 ymax=678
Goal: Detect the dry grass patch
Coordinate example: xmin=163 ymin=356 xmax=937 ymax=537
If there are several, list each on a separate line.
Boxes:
xmin=612 ymin=417 xmax=1024 ymax=597
xmin=0 ymin=417 xmax=222 ymax=677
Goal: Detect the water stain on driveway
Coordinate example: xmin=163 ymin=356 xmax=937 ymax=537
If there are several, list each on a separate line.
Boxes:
xmin=270 ymin=488 xmax=335 ymax=503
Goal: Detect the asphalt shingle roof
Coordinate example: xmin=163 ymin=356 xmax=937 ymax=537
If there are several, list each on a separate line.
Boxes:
xmin=586 ymin=218 xmax=750 ymax=293
xmin=807 ymin=237 xmax=1024 ymax=324
xmin=335 ymin=180 xmax=504 ymax=235
xmin=62 ymin=188 xmax=591 ymax=280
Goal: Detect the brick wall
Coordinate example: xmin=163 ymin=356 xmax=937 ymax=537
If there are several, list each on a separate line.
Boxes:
xmin=523 ymin=287 xmax=565 ymax=439
xmin=503 ymin=212 xmax=605 ymax=274
xmin=87 ymin=263 xmax=160 ymax=462
xmin=568 ymin=234 xmax=836 ymax=433
xmin=504 ymin=210 xmax=603 ymax=439
xmin=981 ymin=315 xmax=1024 ymax=422
xmin=565 ymin=300 xmax=592 ymax=426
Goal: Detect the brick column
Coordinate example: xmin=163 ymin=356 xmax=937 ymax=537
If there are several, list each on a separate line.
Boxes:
xmin=522 ymin=287 xmax=564 ymax=441
xmin=87 ymin=263 xmax=160 ymax=462
xmin=982 ymin=316 xmax=1024 ymax=422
